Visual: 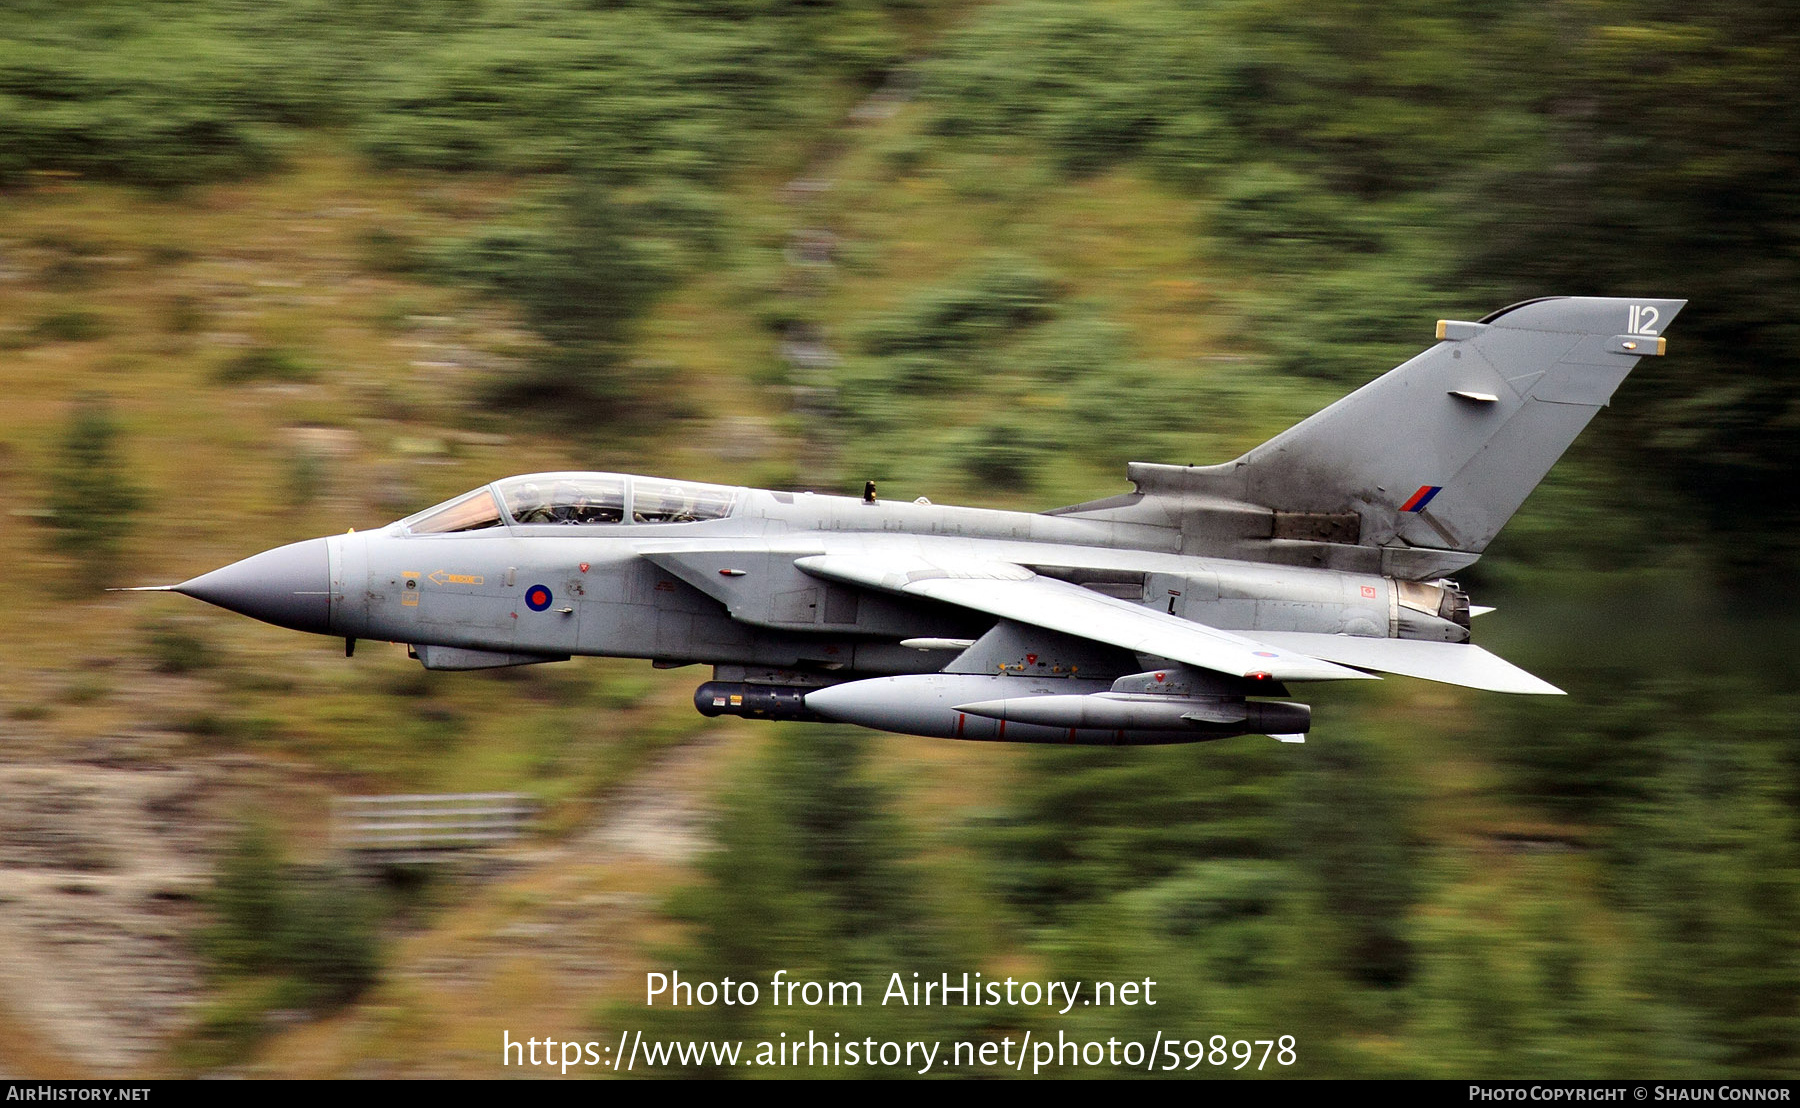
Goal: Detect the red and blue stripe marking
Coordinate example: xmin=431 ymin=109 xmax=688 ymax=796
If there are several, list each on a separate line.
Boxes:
xmin=1400 ymin=485 xmax=1443 ymax=513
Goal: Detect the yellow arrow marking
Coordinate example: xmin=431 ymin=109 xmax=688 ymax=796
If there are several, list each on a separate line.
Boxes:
xmin=428 ymin=570 xmax=485 ymax=586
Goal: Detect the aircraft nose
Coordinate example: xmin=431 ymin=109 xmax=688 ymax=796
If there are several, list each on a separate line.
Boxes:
xmin=175 ymin=537 xmax=333 ymax=635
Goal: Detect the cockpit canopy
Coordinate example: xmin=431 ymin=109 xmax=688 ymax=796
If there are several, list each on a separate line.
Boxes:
xmin=399 ymin=472 xmax=739 ymax=534
xmin=402 ymin=488 xmax=505 ymax=535
xmin=497 ymin=474 xmax=625 ymax=526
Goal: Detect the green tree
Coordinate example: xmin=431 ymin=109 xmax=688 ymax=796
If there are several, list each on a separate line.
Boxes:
xmin=982 ymin=742 xmax=1293 ymax=923
xmin=200 ymin=821 xmax=381 ymax=1009
xmin=1290 ymin=731 xmax=1419 ymax=988
xmin=43 ymin=395 xmax=144 ymax=589
xmin=613 ymin=727 xmax=987 ymax=1076
xmin=203 ymin=822 xmax=288 ymax=977
xmin=450 ymin=179 xmax=685 ymax=418
xmin=1617 ymin=726 xmax=1800 ymax=1074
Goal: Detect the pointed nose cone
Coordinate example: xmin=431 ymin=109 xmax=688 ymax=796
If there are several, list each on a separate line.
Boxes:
xmin=175 ymin=538 xmax=333 ymax=635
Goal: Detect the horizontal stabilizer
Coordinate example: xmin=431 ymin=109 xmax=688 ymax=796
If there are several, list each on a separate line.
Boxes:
xmin=1244 ymin=632 xmax=1563 ymax=695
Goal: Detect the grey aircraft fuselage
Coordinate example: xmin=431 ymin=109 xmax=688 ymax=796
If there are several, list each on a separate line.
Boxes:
xmin=177 ymin=477 xmax=1444 ymax=744
xmin=355 ymin=489 xmax=1097 ymax=672
xmin=338 ymin=484 xmax=1447 ymax=669
xmin=149 ymin=295 xmax=1687 ymax=744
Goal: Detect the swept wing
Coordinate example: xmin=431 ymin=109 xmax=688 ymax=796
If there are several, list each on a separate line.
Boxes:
xmin=793 ymin=554 xmax=1371 ymax=683
xmin=646 ymin=543 xmax=1555 ymax=693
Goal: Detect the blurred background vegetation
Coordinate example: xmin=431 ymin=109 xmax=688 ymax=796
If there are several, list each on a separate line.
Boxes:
xmin=1 ymin=0 xmax=1797 ymax=1078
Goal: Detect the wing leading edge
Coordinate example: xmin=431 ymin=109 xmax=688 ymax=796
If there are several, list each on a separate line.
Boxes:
xmin=793 ymin=554 xmax=1374 ymax=683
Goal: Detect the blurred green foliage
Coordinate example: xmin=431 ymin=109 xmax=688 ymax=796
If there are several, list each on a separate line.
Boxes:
xmin=834 ymin=256 xmax=1215 ymax=486
xmin=924 ymin=0 xmax=1800 ymax=576
xmin=0 ymin=0 xmax=900 ymax=186
xmin=0 ymin=0 xmax=911 ymax=417
xmin=200 ymin=822 xmax=381 ymax=1008
xmin=639 ymin=671 xmax=1799 ymax=1076
xmin=615 ymin=728 xmax=991 ymax=1076
xmin=179 ymin=822 xmax=384 ymax=1072
xmin=28 ymin=309 xmax=110 ymax=344
xmin=859 ymin=258 xmax=1057 ymax=370
xmin=141 ymin=617 xmax=217 ymax=675
xmin=1483 ymin=670 xmax=1800 ymax=1073
xmin=438 ymin=180 xmax=691 ymax=413
xmin=214 ymin=346 xmax=316 ymax=384
xmin=13 ymin=0 xmax=1795 ymax=546
xmin=43 ymin=395 xmax=143 ymax=588
xmin=284 ymin=451 xmax=327 ymax=511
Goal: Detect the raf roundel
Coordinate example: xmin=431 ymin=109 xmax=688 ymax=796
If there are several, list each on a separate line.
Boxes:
xmin=525 ymin=584 xmax=553 ymax=612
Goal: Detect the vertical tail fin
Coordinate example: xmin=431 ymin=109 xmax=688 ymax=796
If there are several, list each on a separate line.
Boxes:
xmin=1121 ymin=296 xmax=1683 ymax=571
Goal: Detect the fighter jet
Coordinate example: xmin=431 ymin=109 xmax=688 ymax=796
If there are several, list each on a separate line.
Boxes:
xmin=131 ymin=296 xmax=1681 ymax=744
